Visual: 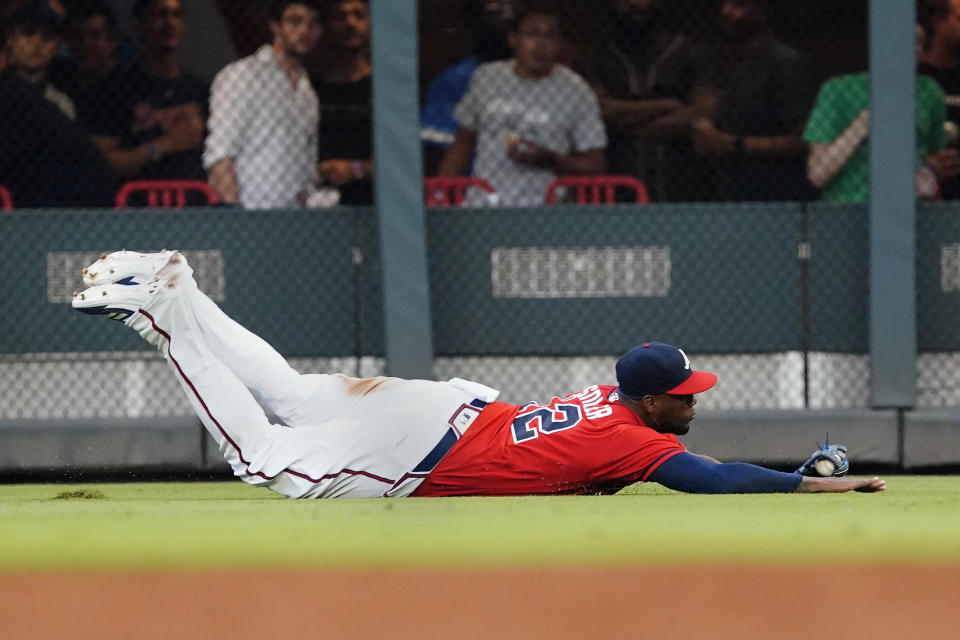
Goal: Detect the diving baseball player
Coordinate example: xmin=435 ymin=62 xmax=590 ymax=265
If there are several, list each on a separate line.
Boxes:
xmin=72 ymin=250 xmax=885 ymax=497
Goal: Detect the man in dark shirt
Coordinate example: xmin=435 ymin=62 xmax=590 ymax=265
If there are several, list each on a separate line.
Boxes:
xmin=691 ymin=0 xmax=815 ymax=202
xmin=86 ymin=0 xmax=207 ymax=183
xmin=919 ymin=0 xmax=960 ymax=198
xmin=0 ymin=67 xmax=116 ymax=208
xmin=310 ymin=0 xmax=372 ymax=205
xmin=577 ymin=0 xmax=720 ymax=202
xmin=6 ymin=3 xmax=77 ymax=120
xmin=50 ymin=0 xmax=122 ymax=116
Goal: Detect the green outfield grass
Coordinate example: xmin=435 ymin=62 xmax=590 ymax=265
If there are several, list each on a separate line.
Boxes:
xmin=0 ymin=476 xmax=957 ymax=572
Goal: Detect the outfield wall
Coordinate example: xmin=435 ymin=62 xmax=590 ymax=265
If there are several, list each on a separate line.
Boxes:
xmin=1 ymin=204 xmax=959 ymax=473
xmin=2 ymin=410 xmax=956 ymax=473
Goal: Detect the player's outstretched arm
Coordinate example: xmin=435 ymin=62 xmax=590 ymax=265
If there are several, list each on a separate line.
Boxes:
xmin=648 ymin=453 xmax=885 ymax=495
xmin=649 ymin=453 xmax=802 ymax=494
xmin=795 ymin=476 xmax=886 ymax=493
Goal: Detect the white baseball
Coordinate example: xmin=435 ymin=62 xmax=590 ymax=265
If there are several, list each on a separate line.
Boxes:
xmin=814 ymin=459 xmax=836 ymax=476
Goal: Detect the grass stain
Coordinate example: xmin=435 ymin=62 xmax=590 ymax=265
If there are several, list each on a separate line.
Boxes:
xmin=52 ymin=490 xmax=106 ymax=500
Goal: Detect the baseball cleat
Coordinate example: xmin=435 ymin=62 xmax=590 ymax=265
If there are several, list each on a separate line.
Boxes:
xmin=81 ymin=249 xmax=183 ymax=287
xmin=71 ymin=281 xmax=161 ymax=322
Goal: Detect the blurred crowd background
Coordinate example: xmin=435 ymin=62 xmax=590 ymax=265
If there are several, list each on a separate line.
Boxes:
xmin=3 ymin=0 xmax=956 ymax=211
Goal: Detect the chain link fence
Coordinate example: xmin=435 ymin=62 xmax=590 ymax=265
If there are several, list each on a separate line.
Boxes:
xmin=8 ymin=199 xmax=954 ymax=417
xmin=0 ymin=207 xmax=384 ymax=421
xmin=2 ymin=0 xmax=959 ymax=433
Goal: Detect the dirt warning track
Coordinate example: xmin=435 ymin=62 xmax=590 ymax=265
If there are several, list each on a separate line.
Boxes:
xmin=2 ymin=565 xmax=958 ymax=639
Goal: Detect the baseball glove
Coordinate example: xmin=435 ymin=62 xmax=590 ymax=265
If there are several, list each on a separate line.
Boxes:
xmin=796 ymin=438 xmax=849 ymax=477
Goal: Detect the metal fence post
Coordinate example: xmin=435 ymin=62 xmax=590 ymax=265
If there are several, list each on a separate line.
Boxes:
xmin=370 ymin=0 xmax=434 ymax=379
xmin=869 ymin=0 xmax=917 ymax=408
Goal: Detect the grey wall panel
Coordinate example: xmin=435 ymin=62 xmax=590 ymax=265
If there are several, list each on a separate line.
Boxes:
xmin=428 ymin=203 xmax=805 ymax=356
xmin=0 ymin=208 xmax=365 ymax=357
xmin=358 ymin=210 xmax=385 ymax=357
xmin=3 ymin=204 xmax=882 ymax=361
xmin=0 ymin=417 xmax=203 ymax=469
xmin=682 ymin=409 xmax=899 ymax=465
xmin=903 ymin=410 xmax=960 ymax=467
xmin=0 ymin=410 xmax=905 ymax=473
xmin=806 ymin=203 xmax=868 ymax=352
xmin=201 ymin=432 xmax=233 ymax=472
xmin=917 ymin=203 xmax=960 ymax=351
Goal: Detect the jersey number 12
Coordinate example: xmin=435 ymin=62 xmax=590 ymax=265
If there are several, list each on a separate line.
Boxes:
xmin=511 ymin=403 xmax=584 ymax=444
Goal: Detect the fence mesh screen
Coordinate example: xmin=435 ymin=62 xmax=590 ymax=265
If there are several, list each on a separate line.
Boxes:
xmin=2 ymin=0 xmax=959 ymax=436
xmin=0 ymin=208 xmax=383 ymax=420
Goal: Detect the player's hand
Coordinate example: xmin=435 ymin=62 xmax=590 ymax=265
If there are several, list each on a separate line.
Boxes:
xmin=506 ymin=138 xmax=557 ymax=169
xmin=796 ymin=476 xmax=886 ymax=493
xmin=318 ymin=159 xmax=356 ymax=186
xmin=852 ymin=476 xmax=887 ymax=492
xmin=692 ymin=119 xmax=737 ymax=155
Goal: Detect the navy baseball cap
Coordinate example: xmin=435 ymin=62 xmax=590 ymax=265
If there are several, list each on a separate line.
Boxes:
xmin=616 ymin=342 xmax=718 ymax=399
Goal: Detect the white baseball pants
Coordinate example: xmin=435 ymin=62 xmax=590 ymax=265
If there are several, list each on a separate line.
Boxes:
xmin=126 ymin=271 xmax=498 ymax=498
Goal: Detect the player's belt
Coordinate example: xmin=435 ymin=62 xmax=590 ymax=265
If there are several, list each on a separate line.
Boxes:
xmin=412 ymin=398 xmax=488 ymax=473
xmin=382 ymin=398 xmax=488 ymax=497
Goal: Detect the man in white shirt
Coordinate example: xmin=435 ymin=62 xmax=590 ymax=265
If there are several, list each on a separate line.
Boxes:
xmin=437 ymin=5 xmax=607 ymax=206
xmin=204 ymin=1 xmax=322 ymax=209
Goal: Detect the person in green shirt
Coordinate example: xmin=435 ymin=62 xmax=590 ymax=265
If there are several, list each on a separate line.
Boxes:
xmin=804 ymin=25 xmax=960 ymax=202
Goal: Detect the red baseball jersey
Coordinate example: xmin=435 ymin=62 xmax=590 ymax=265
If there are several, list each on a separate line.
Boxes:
xmin=413 ymin=384 xmax=686 ymax=497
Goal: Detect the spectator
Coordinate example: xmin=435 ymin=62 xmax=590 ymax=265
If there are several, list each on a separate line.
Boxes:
xmin=0 ymin=42 xmax=117 ymax=207
xmin=805 ymin=24 xmax=958 ymax=203
xmin=49 ymin=0 xmax=120 ymax=114
xmin=6 ymin=2 xmax=76 ymax=120
xmin=420 ymin=0 xmax=517 ymax=174
xmin=86 ymin=0 xmax=207 ymax=182
xmin=577 ymin=0 xmax=720 ymax=202
xmin=310 ymin=0 xmax=373 ymax=205
xmin=437 ymin=3 xmax=607 ymax=207
xmin=918 ymin=0 xmax=960 ymax=198
xmin=690 ymin=0 xmax=814 ymax=201
xmin=204 ymin=1 xmax=321 ymax=209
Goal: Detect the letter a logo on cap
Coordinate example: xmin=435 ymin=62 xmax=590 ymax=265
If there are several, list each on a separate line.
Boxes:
xmin=678 ymin=348 xmax=691 ymax=370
